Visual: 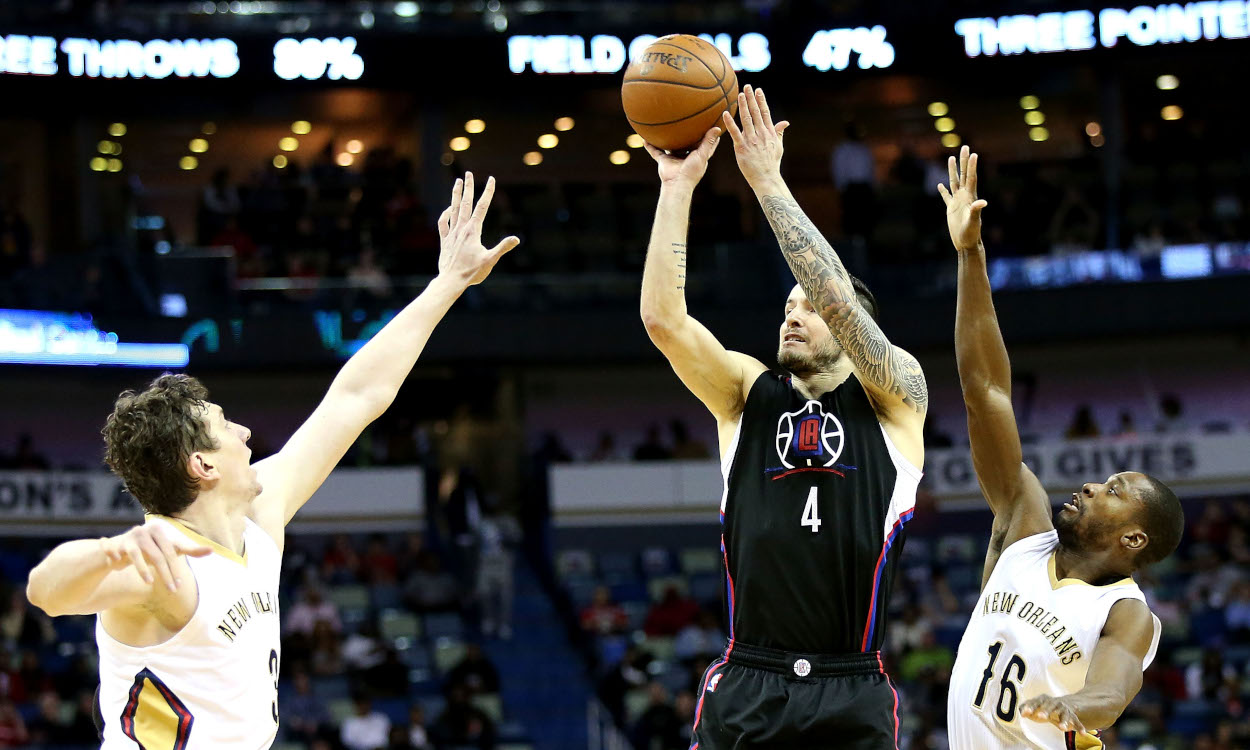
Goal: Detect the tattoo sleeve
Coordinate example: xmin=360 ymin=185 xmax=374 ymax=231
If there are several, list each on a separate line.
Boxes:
xmin=760 ymin=194 xmax=928 ymax=413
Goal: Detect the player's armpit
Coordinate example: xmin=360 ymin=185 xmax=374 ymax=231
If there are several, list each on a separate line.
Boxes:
xmin=1062 ymin=599 xmax=1156 ymax=729
xmin=645 ymin=314 xmax=767 ymax=423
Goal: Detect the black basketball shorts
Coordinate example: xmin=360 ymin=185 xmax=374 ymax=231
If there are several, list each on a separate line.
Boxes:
xmin=689 ymin=641 xmax=901 ymax=750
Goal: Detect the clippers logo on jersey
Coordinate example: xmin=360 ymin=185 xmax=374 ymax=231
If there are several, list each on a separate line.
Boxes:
xmin=772 ymin=400 xmax=848 ymax=470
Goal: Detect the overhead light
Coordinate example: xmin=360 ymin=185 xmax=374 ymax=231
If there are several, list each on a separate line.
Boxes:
xmin=1024 ymin=111 xmax=1045 ymax=126
xmin=523 ymin=151 xmax=542 ymax=166
xmin=927 ymin=102 xmax=948 ymax=117
xmin=940 ymin=133 xmax=961 ymax=148
xmin=1019 ymin=95 xmax=1040 ymax=110
xmin=360 ymin=10 xmax=375 ymax=28
xmin=179 ymin=156 xmax=198 ymax=170
xmin=609 ymin=150 xmax=630 ymax=165
xmin=107 ymin=123 xmax=127 ymax=137
xmin=273 ymin=154 xmax=288 ymax=168
xmin=626 ymin=134 xmax=645 ymax=148
xmin=279 ymin=137 xmax=299 ymax=151
xmin=1028 ymin=126 xmax=1050 ymax=142
xmin=336 ymin=152 xmax=354 ymax=166
xmin=934 ymin=117 xmax=955 ymax=133
xmin=1085 ymin=122 xmax=1101 ymax=137
xmin=97 ymin=140 xmax=115 ymax=154
xmin=89 ymin=157 xmax=107 ymax=171
xmin=449 ymin=136 xmax=470 ymax=151
xmin=346 ymin=139 xmax=363 ymax=153
xmin=291 ymin=120 xmax=312 ymax=135
xmin=189 ymin=138 xmax=209 ymax=153
xmin=394 ymin=1 xmax=419 ymax=17
xmin=1090 ymin=134 xmax=1105 ymax=147
xmin=1161 ymin=105 xmax=1183 ymax=121
xmin=201 ymin=122 xmax=217 ymax=135
xmin=465 ymin=119 xmax=486 ymax=134
xmin=107 ymin=158 xmax=123 ymax=172
xmin=537 ymin=133 xmax=558 ymax=148
xmin=1156 ymin=74 xmax=1179 ymax=90
xmin=554 ymin=117 xmax=575 ymax=131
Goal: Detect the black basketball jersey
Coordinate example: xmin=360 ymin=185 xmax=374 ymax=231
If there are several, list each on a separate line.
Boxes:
xmin=719 ymin=370 xmax=922 ymax=654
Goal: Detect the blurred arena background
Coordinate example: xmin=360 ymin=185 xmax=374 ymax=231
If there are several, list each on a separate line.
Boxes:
xmin=1 ymin=1 xmax=1249 ymax=748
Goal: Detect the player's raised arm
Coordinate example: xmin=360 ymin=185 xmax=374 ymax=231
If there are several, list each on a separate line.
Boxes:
xmin=251 ymin=173 xmax=519 ymax=534
xmin=723 ymin=86 xmax=927 ymax=424
xmin=1018 ymin=598 xmax=1157 ymax=733
xmin=942 ymin=147 xmax=1051 ymax=546
xmin=640 ymin=127 xmax=767 ymax=425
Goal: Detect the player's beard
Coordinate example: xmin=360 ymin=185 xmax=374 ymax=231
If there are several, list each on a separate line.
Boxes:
xmin=1055 ymin=506 xmax=1114 ymax=555
xmin=778 ymin=337 xmax=841 ymax=377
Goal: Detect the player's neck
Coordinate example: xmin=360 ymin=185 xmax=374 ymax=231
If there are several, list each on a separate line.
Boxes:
xmin=790 ymin=358 xmax=853 ymax=400
xmin=171 ymin=493 xmax=249 ymax=556
xmin=1054 ymin=544 xmax=1130 ymax=586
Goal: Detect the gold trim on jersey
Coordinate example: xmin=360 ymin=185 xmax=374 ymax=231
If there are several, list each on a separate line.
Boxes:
xmin=147 ymin=514 xmax=248 ymax=566
xmin=1047 ymin=552 xmax=1133 ymax=591
xmin=121 ymin=669 xmax=194 ymax=750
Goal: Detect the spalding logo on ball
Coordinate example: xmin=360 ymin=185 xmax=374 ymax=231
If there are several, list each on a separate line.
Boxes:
xmin=621 ymin=34 xmax=739 ymax=152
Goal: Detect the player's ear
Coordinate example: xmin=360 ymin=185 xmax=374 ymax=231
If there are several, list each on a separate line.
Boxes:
xmin=1120 ymin=528 xmax=1148 ymax=553
xmin=188 ymin=452 xmax=218 ymax=481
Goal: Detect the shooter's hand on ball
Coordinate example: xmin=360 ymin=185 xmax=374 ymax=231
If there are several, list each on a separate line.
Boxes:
xmin=644 ymin=126 xmax=723 ymax=190
xmin=722 ymin=84 xmax=790 ymax=189
xmin=437 ymin=172 xmax=520 ymax=287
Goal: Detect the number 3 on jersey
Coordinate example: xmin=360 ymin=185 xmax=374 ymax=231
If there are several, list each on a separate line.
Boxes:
xmin=801 ymin=487 xmax=822 ymax=533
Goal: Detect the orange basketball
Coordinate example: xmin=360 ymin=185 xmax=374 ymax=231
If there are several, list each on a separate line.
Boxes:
xmin=622 ymin=34 xmax=739 ymax=152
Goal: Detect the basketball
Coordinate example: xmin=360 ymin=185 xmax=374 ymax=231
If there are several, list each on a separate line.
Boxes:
xmin=621 ymin=34 xmax=739 ymax=152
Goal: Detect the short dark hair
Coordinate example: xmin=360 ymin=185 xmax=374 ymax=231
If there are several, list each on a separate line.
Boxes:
xmin=102 ymin=374 xmax=218 ymax=516
xmin=848 ymin=273 xmax=880 ymax=323
xmin=1134 ymin=474 xmax=1184 ymax=566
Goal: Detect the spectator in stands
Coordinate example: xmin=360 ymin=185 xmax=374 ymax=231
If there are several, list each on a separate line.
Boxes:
xmin=1155 ymin=393 xmax=1187 ymax=433
xmin=445 ymin=643 xmax=500 ymax=696
xmin=898 ymin=630 xmax=954 ymax=683
xmin=1064 ymin=404 xmax=1100 ymax=439
xmin=406 ymin=705 xmax=433 ymax=750
xmin=0 ymin=698 xmax=27 ymax=747
xmin=888 ymin=604 xmax=934 ymax=654
xmin=65 ymin=689 xmax=100 ymax=744
xmin=580 ymin=586 xmax=629 ymax=636
xmin=362 ymin=534 xmax=399 ymax=584
xmin=633 ymin=425 xmax=671 ymax=461
xmin=674 ymin=689 xmax=696 ymax=748
xmin=387 ymin=724 xmax=414 ymax=750
xmin=199 ymin=167 xmax=241 ymax=244
xmin=347 ymin=248 xmax=393 ymax=304
xmin=26 ymin=690 xmax=72 ymax=745
xmin=0 ymin=588 xmax=54 ymax=648
xmin=674 ymin=609 xmax=723 ymax=663
xmin=669 ymin=420 xmax=709 ymax=460
xmin=644 ymin=585 xmax=699 ymax=637
xmin=1186 ymin=545 xmax=1240 ymax=608
xmin=403 ymin=551 xmax=459 ymax=613
xmin=284 ymin=668 xmax=330 ymax=744
xmin=830 ymin=122 xmax=876 ymax=243
xmin=476 ymin=506 xmax=520 ymax=640
xmin=310 ymin=619 xmax=345 ymax=677
xmin=342 ymin=619 xmax=386 ymax=673
xmin=1112 ymin=410 xmax=1138 ymax=439
xmin=631 ymin=682 xmax=682 ymax=750
xmin=433 ymin=684 xmax=496 ymax=750
xmin=323 ymin=534 xmax=363 ymax=583
xmin=286 ymin=586 xmax=343 ymax=639
xmin=366 ymin=647 xmax=410 ymax=698
xmin=4 ymin=434 xmax=48 ymax=470
xmin=1184 ymin=648 xmax=1238 ymax=703
xmin=589 ymin=431 xmax=623 ymax=462
xmin=599 ymin=645 xmax=652 ymax=724
xmin=1189 ymin=504 xmax=1231 ymax=549
xmin=341 ymin=692 xmax=391 ymax=750
xmin=1225 ymin=581 xmax=1250 ymax=642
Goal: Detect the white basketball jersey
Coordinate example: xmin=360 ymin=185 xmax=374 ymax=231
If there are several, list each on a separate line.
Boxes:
xmin=947 ymin=530 xmax=1160 ymax=750
xmin=97 ymin=516 xmax=282 ymax=750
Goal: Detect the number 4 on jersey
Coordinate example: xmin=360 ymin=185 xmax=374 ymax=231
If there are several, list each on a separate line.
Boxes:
xmin=801 ymin=487 xmax=822 ymax=533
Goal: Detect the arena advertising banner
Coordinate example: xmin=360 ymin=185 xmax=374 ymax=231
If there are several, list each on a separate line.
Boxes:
xmin=0 ymin=468 xmax=423 ymax=532
xmin=550 ymin=432 xmax=1250 ymax=520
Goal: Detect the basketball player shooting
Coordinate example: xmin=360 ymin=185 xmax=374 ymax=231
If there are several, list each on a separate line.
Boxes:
xmin=640 ymin=84 xmax=926 ymax=748
xmin=24 ymin=173 xmax=518 ymax=750
xmin=940 ymin=146 xmax=1184 ymax=749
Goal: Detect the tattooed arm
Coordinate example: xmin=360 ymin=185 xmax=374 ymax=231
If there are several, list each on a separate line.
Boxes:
xmin=722 ymin=86 xmax=927 ymax=419
xmin=640 ymin=128 xmax=767 ymax=425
